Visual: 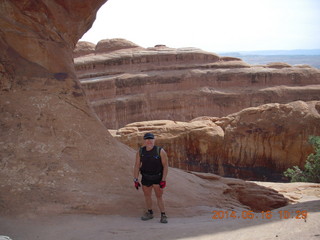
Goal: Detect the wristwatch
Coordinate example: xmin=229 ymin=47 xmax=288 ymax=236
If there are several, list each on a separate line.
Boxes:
xmin=134 ymin=178 xmax=138 ymax=182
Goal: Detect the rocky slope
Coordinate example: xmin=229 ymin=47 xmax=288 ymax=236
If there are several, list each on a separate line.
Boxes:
xmin=112 ymin=100 xmax=320 ymax=181
xmin=74 ymin=39 xmax=320 ymax=129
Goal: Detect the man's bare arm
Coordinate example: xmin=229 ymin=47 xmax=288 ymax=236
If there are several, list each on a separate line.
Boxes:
xmin=133 ymin=151 xmax=141 ymax=179
xmin=160 ymin=149 xmax=168 ymax=181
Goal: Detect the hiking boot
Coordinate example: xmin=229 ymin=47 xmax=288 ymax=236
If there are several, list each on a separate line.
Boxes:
xmin=141 ymin=211 xmax=154 ymax=221
xmin=160 ymin=214 xmax=168 ymax=223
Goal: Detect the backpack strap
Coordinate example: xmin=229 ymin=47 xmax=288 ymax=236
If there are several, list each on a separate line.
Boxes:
xmin=139 ymin=146 xmax=144 ymax=157
xmin=156 ymin=146 xmax=162 ymax=158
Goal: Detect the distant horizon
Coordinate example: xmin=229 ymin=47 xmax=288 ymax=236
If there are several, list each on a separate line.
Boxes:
xmin=80 ymin=0 xmax=320 ymax=53
xmin=79 ymin=37 xmax=320 ymax=56
xmin=218 ymin=49 xmax=320 ymax=55
xmin=77 ymin=37 xmax=320 ymax=68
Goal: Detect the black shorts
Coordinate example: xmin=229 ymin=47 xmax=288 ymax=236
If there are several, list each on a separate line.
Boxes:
xmin=141 ymin=172 xmax=162 ymax=187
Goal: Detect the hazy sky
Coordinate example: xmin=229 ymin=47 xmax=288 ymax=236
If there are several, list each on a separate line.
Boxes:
xmin=80 ymin=0 xmax=320 ymax=52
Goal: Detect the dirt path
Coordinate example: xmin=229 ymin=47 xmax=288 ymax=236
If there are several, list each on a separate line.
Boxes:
xmin=1 ymin=203 xmax=319 ymax=240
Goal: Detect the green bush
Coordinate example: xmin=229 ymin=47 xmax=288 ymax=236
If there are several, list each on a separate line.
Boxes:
xmin=284 ymin=135 xmax=320 ymax=183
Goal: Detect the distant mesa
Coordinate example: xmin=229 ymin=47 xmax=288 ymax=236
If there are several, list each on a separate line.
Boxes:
xmin=219 ymin=49 xmax=320 ymax=69
xmin=154 ymin=44 xmax=167 ymax=47
xmin=265 ymin=62 xmax=292 ymax=69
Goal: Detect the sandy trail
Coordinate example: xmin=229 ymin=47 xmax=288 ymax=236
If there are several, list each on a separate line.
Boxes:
xmin=1 ymin=201 xmax=319 ymax=240
xmin=1 ymin=181 xmax=319 ymax=240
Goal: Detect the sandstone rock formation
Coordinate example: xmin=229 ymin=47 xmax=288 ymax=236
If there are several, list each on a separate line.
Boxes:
xmin=0 ymin=0 xmax=128 ymax=215
xmin=0 ymin=0 xmax=289 ymax=217
xmin=112 ymin=119 xmax=225 ymax=172
xmin=215 ymin=100 xmax=320 ymax=180
xmin=95 ymin=38 xmax=143 ymax=54
xmin=74 ymin=39 xmax=320 ymax=129
xmin=73 ymin=41 xmax=96 ymax=58
xmin=113 ymin=101 xmax=320 ymax=181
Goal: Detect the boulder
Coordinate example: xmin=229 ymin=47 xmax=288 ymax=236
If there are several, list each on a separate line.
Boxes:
xmin=217 ymin=100 xmax=320 ymax=180
xmin=95 ymin=38 xmax=142 ymax=54
xmin=73 ymin=41 xmax=96 ymax=58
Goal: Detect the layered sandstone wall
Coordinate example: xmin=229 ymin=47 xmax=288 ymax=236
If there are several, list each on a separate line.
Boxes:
xmin=74 ymin=39 xmax=320 ymax=129
xmin=113 ymin=101 xmax=320 ymax=181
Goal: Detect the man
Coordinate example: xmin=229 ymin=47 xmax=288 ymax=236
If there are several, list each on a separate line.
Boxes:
xmin=133 ymin=132 xmax=169 ymax=223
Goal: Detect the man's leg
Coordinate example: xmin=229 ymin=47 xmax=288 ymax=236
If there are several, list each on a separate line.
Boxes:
xmin=153 ymin=184 xmax=167 ymax=223
xmin=153 ymin=185 xmax=165 ymax=212
xmin=142 ymin=185 xmax=153 ymax=210
xmin=141 ymin=185 xmax=154 ymax=220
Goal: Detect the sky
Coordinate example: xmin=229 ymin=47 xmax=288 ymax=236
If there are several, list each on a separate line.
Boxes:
xmin=80 ymin=0 xmax=320 ymax=53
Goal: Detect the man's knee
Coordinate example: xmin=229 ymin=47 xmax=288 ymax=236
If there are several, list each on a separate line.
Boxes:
xmin=154 ymin=189 xmax=163 ymax=198
xmin=156 ymin=194 xmax=163 ymax=200
xmin=144 ymin=193 xmax=152 ymax=199
xmin=143 ymin=186 xmax=152 ymax=196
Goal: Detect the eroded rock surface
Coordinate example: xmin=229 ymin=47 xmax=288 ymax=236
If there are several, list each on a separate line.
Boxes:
xmin=0 ymin=0 xmax=138 ymax=215
xmin=113 ymin=101 xmax=320 ymax=181
xmin=74 ymin=39 xmax=320 ymax=129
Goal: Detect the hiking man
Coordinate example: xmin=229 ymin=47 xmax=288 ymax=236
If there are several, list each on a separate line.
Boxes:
xmin=133 ymin=132 xmax=169 ymax=223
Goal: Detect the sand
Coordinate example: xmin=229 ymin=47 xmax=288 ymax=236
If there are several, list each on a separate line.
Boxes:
xmin=0 ymin=210 xmax=319 ymax=240
xmin=1 ymin=188 xmax=319 ymax=240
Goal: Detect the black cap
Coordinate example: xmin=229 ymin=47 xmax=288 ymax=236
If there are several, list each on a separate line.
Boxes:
xmin=143 ymin=133 xmax=155 ymax=139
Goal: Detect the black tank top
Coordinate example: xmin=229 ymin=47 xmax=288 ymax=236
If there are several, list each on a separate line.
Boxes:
xmin=140 ymin=146 xmax=163 ymax=175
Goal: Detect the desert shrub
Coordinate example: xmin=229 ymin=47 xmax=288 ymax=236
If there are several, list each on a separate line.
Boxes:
xmin=284 ymin=136 xmax=320 ymax=183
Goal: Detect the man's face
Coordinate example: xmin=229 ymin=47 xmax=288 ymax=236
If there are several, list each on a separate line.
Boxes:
xmin=144 ymin=138 xmax=155 ymax=149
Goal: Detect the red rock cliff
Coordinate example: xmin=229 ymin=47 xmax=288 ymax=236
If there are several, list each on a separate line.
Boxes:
xmin=74 ymin=39 xmax=320 ymax=129
xmin=0 ymin=0 xmax=141 ymax=215
xmin=113 ymin=101 xmax=320 ymax=181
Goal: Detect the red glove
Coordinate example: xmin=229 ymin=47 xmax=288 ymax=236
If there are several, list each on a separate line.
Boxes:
xmin=159 ymin=181 xmax=166 ymax=189
xmin=134 ymin=179 xmax=141 ymax=190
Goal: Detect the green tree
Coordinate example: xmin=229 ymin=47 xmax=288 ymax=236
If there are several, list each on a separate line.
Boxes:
xmin=284 ymin=135 xmax=320 ymax=183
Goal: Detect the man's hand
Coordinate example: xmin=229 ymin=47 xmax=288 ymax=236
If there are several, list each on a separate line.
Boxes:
xmin=159 ymin=180 xmax=166 ymax=189
xmin=134 ymin=178 xmax=141 ymax=190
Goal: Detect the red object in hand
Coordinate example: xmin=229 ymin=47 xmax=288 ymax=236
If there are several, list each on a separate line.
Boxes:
xmin=159 ymin=181 xmax=166 ymax=189
xmin=134 ymin=181 xmax=141 ymax=190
